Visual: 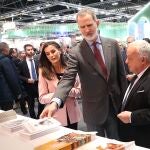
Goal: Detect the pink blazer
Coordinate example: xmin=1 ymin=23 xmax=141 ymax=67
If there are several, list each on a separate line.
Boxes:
xmin=38 ymin=69 xmax=81 ymax=126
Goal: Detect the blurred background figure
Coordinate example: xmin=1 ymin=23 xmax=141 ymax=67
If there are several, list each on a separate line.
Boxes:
xmin=9 ymin=48 xmax=18 ymax=58
xmin=18 ymin=51 xmax=26 ymax=61
xmin=126 ymin=36 xmax=135 ymax=46
xmin=34 ymin=42 xmax=45 ymax=61
xmin=118 ymin=41 xmax=130 ymax=76
xmin=18 ymin=44 xmax=43 ymax=119
xmin=39 ymin=42 xmax=45 ymax=52
xmin=9 ymin=48 xmax=23 ymax=109
xmin=0 ymin=42 xmax=22 ymax=111
xmin=9 ymin=48 xmax=20 ymax=68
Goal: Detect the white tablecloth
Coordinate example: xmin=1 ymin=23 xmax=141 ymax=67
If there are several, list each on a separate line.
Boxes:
xmin=0 ymin=111 xmax=149 ymax=150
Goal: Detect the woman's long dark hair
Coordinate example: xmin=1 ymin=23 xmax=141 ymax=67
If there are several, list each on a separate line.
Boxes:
xmin=39 ymin=41 xmax=67 ymax=80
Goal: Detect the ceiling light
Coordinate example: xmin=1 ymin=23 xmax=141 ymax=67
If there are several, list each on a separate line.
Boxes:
xmin=100 ymin=11 xmax=105 ymax=14
xmin=41 ymin=15 xmax=45 ymax=19
xmin=33 ymin=22 xmax=37 ymax=25
xmin=55 ymin=14 xmax=59 ymax=17
xmin=112 ymin=2 xmax=118 ymax=6
xmin=46 ymin=3 xmax=51 ymax=7
xmin=3 ymin=22 xmax=16 ymax=31
xmin=94 ymin=8 xmax=99 ymax=14
xmin=36 ymin=7 xmax=40 ymax=10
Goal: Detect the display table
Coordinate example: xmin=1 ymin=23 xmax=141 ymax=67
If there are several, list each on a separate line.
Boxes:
xmin=0 ymin=111 xmax=149 ymax=150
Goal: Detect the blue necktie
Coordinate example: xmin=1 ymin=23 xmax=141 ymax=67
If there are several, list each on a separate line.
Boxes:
xmin=30 ymin=59 xmax=37 ymax=80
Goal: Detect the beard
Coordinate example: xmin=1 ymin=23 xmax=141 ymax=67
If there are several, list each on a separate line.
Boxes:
xmin=82 ymin=30 xmax=99 ymax=42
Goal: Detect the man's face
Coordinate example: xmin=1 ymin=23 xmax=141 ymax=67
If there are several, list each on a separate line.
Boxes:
xmin=126 ymin=46 xmax=143 ymax=74
xmin=127 ymin=37 xmax=135 ymax=47
xmin=77 ymin=14 xmax=99 ymax=42
xmin=25 ymin=46 xmax=34 ymax=57
xmin=3 ymin=44 xmax=9 ymax=56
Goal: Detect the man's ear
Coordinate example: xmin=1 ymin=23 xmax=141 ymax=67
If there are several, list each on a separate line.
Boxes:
xmin=141 ymin=56 xmax=146 ymax=63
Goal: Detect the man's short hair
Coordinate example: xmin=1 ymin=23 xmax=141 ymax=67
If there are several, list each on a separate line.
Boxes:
xmin=76 ymin=8 xmax=97 ymax=22
xmin=40 ymin=42 xmax=45 ymax=47
xmin=131 ymin=40 xmax=150 ymax=62
xmin=24 ymin=44 xmax=33 ymax=51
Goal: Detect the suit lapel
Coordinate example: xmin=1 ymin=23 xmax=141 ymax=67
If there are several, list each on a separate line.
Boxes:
xmin=125 ymin=67 xmax=150 ymax=107
xmin=80 ymin=39 xmax=105 ymax=78
xmin=24 ymin=60 xmax=30 ymax=76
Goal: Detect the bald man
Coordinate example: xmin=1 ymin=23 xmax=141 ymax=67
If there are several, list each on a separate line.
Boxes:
xmin=118 ymin=40 xmax=150 ymax=148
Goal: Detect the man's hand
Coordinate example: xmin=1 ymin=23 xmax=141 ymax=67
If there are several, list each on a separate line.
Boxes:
xmin=40 ymin=102 xmax=58 ymax=118
xmin=27 ymin=79 xmax=35 ymax=84
xmin=117 ymin=111 xmax=132 ymax=124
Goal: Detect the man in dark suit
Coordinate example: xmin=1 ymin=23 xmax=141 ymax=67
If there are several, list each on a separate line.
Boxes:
xmin=19 ymin=44 xmax=40 ymax=119
xmin=40 ymin=8 xmax=127 ymax=139
xmin=0 ymin=42 xmax=22 ymax=110
xmin=117 ymin=40 xmax=150 ymax=148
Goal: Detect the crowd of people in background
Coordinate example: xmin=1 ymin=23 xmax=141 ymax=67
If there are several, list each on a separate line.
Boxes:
xmin=0 ymin=8 xmax=150 ymax=149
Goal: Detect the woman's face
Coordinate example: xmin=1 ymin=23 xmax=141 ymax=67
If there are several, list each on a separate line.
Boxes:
xmin=44 ymin=45 xmax=61 ymax=65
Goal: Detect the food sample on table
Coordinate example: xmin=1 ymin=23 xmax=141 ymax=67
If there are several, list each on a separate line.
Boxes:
xmin=97 ymin=143 xmax=125 ymax=150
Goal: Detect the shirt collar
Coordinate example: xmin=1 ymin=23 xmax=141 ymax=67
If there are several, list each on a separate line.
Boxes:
xmin=137 ymin=66 xmax=150 ymax=79
xmin=86 ymin=35 xmax=101 ymax=47
xmin=26 ymin=57 xmax=33 ymax=61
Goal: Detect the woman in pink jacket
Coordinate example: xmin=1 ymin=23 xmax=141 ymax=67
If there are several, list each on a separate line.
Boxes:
xmin=38 ymin=41 xmax=81 ymax=130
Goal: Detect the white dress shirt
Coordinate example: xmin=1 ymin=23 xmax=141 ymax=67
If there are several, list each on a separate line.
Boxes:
xmin=26 ymin=57 xmax=37 ymax=80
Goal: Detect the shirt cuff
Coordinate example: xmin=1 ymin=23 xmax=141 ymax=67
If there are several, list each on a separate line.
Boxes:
xmin=129 ymin=112 xmax=132 ymax=123
xmin=17 ymin=94 xmax=22 ymax=99
xmin=51 ymin=98 xmax=62 ymax=108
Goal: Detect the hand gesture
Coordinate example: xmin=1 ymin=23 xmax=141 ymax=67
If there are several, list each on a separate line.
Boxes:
xmin=117 ymin=111 xmax=132 ymax=124
xmin=40 ymin=102 xmax=58 ymax=118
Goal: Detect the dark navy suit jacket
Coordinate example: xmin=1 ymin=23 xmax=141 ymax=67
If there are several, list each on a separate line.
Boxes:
xmin=0 ymin=54 xmax=21 ymax=103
